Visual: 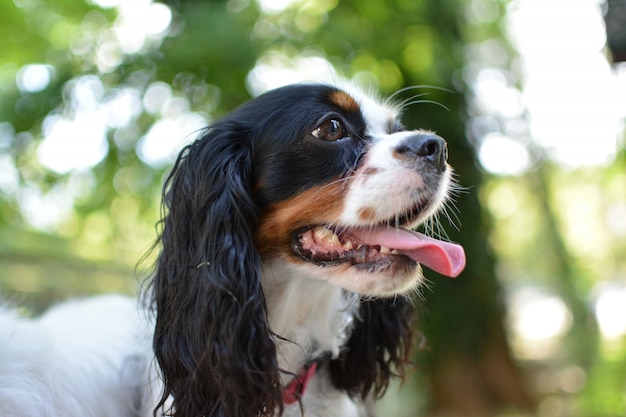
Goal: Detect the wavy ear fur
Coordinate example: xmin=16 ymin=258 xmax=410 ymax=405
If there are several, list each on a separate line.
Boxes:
xmin=329 ymin=297 xmax=417 ymax=400
xmin=151 ymin=122 xmax=281 ymax=417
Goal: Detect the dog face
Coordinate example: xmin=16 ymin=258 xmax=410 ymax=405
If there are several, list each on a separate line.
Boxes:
xmin=152 ymin=83 xmax=464 ymax=417
xmin=251 ymin=84 xmax=463 ymax=295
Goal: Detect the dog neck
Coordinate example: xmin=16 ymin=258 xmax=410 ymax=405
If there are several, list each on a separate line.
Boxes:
xmin=261 ymin=261 xmax=359 ymax=384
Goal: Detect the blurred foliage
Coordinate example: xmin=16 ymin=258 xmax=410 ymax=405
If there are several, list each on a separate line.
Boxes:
xmin=1 ymin=0 xmax=625 ymax=416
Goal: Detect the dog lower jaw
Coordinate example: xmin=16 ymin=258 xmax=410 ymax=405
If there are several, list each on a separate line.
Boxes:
xmin=287 ymin=258 xmax=422 ymax=298
xmin=346 ymin=263 xmax=423 ymax=296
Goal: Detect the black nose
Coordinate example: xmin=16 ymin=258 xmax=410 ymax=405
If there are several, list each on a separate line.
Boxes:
xmin=395 ymin=133 xmax=448 ymax=172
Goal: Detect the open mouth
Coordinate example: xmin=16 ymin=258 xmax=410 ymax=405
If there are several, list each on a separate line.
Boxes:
xmin=292 ymin=226 xmax=410 ymax=270
xmin=292 ymin=224 xmax=466 ymax=278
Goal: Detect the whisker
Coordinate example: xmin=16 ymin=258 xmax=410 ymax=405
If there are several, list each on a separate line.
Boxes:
xmin=426 ymin=213 xmax=449 ymax=241
xmin=438 ymin=192 xmax=463 ymax=231
xmin=388 ymin=85 xmax=454 ymax=102
xmin=423 ymin=216 xmax=435 ymax=237
xmin=396 ymin=92 xmax=430 ymax=107
xmin=439 ymin=204 xmax=459 ymax=234
xmin=447 ymin=177 xmax=470 ymax=197
xmin=434 ymin=216 xmax=447 ymax=240
xmin=314 ymin=174 xmax=358 ymax=192
xmin=411 ymin=276 xmax=432 ymax=302
xmin=400 ymin=99 xmax=450 ymax=112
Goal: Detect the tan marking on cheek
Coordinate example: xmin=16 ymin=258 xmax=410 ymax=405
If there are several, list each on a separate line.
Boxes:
xmin=362 ymin=167 xmax=379 ymax=176
xmin=392 ymin=149 xmax=405 ymax=161
xmin=357 ymin=207 xmax=377 ymax=222
xmin=255 ymin=181 xmax=347 ymax=257
xmin=329 ymin=90 xmax=360 ymax=113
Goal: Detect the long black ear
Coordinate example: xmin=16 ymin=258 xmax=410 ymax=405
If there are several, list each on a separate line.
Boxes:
xmin=328 ymin=297 xmax=417 ymax=399
xmin=151 ymin=124 xmax=281 ymax=417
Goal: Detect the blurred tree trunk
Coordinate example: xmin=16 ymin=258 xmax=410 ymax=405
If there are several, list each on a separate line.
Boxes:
xmin=604 ymin=0 xmax=626 ymax=63
xmin=397 ymin=2 xmax=536 ymax=416
xmin=413 ymin=93 xmax=535 ymax=416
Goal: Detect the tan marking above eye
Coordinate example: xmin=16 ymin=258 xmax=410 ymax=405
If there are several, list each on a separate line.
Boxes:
xmin=329 ymin=90 xmax=360 ymax=113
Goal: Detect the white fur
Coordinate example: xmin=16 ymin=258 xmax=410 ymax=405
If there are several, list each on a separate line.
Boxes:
xmin=0 ymin=283 xmax=365 ymax=417
xmin=262 ymin=262 xmax=366 ymax=417
xmin=0 ymin=295 xmax=157 ymax=417
xmin=262 ymin=262 xmax=359 ymax=380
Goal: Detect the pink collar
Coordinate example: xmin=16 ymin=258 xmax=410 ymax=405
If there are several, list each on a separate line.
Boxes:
xmin=282 ymin=362 xmax=318 ymax=405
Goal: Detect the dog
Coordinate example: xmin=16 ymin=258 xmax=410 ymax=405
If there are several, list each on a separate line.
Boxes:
xmin=0 ymin=83 xmax=465 ymax=417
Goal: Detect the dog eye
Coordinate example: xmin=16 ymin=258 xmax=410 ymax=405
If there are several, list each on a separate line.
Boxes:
xmin=312 ymin=119 xmax=349 ymax=142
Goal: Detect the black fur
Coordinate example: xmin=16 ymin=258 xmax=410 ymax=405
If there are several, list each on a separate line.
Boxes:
xmin=329 ymin=298 xmax=416 ymax=400
xmin=152 ymin=126 xmax=281 ymax=416
xmin=150 ymin=85 xmax=416 ymax=417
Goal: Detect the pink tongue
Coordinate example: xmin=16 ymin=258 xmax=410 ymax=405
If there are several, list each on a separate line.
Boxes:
xmin=352 ymin=227 xmax=466 ymax=278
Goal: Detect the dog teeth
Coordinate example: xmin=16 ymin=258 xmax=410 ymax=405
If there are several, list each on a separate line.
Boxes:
xmin=313 ymin=226 xmax=332 ymax=238
xmin=313 ymin=226 xmax=341 ymax=247
xmin=311 ymin=227 xmax=397 ymax=255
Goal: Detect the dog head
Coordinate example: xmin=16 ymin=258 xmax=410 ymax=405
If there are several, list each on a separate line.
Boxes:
xmin=151 ymin=83 xmax=465 ymax=416
xmin=253 ymin=85 xmax=463 ymax=296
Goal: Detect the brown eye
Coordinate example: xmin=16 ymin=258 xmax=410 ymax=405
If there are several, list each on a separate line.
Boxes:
xmin=312 ymin=119 xmax=348 ymax=142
